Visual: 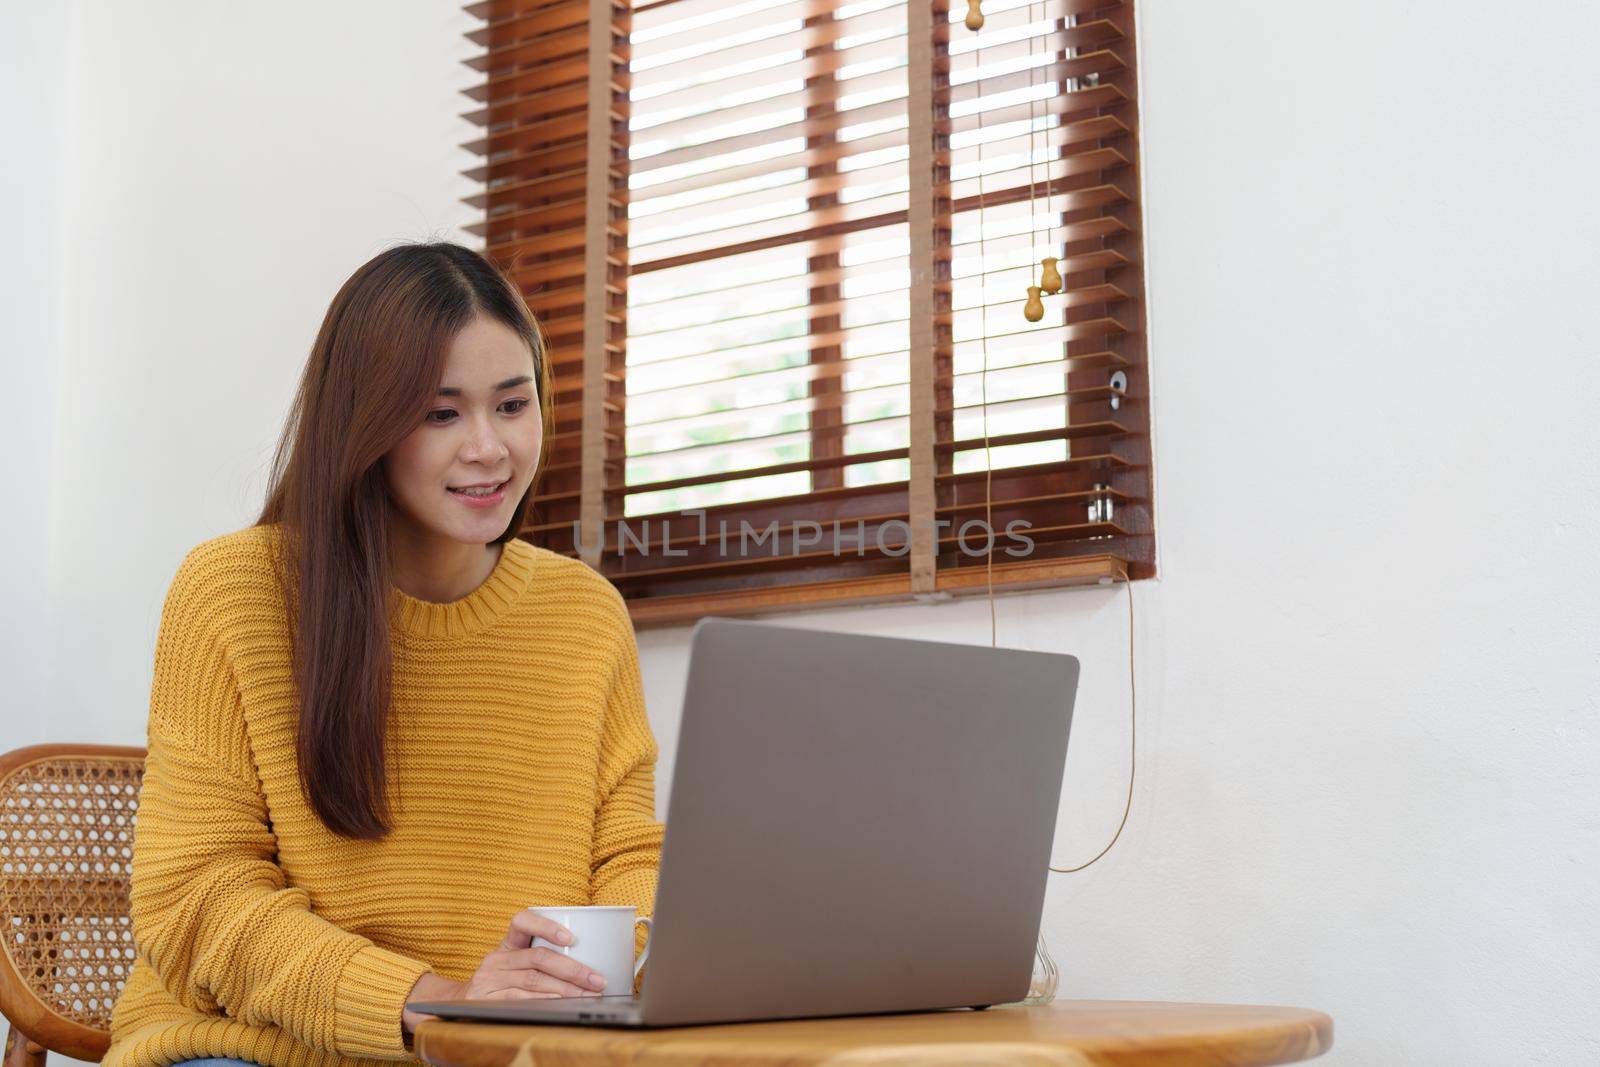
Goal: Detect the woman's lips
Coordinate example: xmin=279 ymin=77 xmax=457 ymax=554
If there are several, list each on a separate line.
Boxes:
xmin=448 ymin=480 xmax=507 ymax=508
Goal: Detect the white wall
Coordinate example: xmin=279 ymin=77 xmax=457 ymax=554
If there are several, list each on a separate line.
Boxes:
xmin=3 ymin=1 xmax=1596 ymax=1064
xmin=1 ymin=2 xmax=76 ymax=748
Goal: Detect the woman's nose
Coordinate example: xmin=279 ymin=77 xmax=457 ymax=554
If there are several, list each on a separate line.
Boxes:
xmin=461 ymin=414 xmax=509 ymax=462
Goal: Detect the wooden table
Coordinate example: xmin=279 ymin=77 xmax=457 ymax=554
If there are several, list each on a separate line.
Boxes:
xmin=414 ymin=999 xmax=1333 ymax=1066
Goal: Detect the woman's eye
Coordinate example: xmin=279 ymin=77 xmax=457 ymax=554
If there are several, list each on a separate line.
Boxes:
xmin=426 ymin=400 xmax=525 ymax=424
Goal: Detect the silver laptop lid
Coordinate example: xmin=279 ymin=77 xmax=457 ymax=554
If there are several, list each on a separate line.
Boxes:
xmin=639 ymin=618 xmax=1079 ymax=1025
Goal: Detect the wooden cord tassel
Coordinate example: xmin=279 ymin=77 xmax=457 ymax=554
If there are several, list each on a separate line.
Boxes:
xmin=1023 ymin=285 xmax=1044 ymax=323
xmin=1040 ymin=256 xmax=1062 ymax=295
xmin=964 ymin=0 xmax=984 ymax=31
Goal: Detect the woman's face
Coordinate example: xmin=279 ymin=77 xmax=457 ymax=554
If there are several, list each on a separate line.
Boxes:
xmin=383 ymin=314 xmax=542 ymax=548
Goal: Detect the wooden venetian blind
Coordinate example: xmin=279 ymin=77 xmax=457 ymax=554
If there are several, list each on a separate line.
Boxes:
xmin=462 ymin=0 xmax=1153 ymax=626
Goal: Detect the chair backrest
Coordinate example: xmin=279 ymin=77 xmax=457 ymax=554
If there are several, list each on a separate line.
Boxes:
xmin=0 ymin=745 xmax=145 ymax=1062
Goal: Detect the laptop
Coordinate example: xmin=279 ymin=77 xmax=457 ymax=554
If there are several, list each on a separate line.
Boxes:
xmin=407 ymin=616 xmax=1079 ymax=1028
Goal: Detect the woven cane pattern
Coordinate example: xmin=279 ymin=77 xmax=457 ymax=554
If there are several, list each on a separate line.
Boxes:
xmin=100 ymin=524 xmax=662 ymax=1067
xmin=0 ymin=754 xmax=143 ymax=1030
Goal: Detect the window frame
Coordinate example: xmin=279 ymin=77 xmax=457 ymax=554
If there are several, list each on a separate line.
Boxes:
xmin=461 ymin=0 xmax=1154 ymax=626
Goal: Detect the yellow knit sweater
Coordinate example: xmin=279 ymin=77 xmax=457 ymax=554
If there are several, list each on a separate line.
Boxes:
xmin=105 ymin=524 xmax=662 ymax=1067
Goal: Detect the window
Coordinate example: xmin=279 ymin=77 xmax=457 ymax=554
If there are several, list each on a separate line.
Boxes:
xmin=461 ymin=0 xmax=1152 ymax=624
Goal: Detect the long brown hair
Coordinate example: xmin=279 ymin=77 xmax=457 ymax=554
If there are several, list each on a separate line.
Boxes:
xmin=255 ymin=242 xmax=555 ymax=840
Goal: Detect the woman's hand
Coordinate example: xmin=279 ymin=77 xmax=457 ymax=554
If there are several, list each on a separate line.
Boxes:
xmin=402 ymin=909 xmax=611 ymax=1034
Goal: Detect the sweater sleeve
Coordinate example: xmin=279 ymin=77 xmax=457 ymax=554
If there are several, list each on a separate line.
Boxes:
xmin=587 ymin=586 xmax=665 ymax=991
xmin=131 ymin=547 xmax=432 ymax=1060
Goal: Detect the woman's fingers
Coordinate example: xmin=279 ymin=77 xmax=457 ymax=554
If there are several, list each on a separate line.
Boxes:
xmin=497 ymin=946 xmax=607 ymax=991
xmin=498 ymin=909 xmax=575 ymax=951
xmin=514 ymin=969 xmax=596 ymax=998
xmin=476 ymin=966 xmax=594 ymax=999
xmin=484 ymin=987 xmax=564 ymax=1001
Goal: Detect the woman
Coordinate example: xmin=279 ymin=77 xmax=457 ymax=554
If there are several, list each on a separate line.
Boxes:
xmin=104 ymin=243 xmax=662 ymax=1067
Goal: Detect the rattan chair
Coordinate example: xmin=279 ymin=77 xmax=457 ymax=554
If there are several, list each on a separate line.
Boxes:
xmin=0 ymin=745 xmax=145 ymax=1067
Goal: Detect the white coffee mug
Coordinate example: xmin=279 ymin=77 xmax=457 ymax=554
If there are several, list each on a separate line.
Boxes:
xmin=527 ymin=905 xmax=653 ymax=997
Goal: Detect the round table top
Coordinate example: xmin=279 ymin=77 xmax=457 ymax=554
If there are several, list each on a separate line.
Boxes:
xmin=414 ymin=998 xmax=1333 ymax=1066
